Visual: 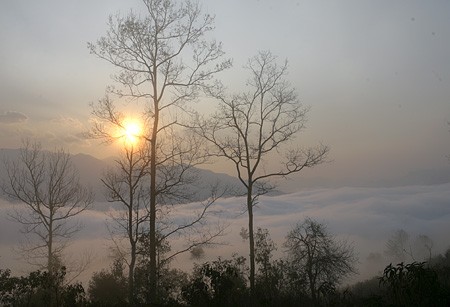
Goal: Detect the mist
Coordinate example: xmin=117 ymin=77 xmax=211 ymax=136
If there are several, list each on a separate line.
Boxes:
xmin=2 ymin=182 xmax=449 ymax=285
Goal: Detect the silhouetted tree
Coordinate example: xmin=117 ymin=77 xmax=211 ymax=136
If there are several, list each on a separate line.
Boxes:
xmin=182 ymin=255 xmax=248 ymax=306
xmin=190 ymin=246 xmax=205 ymax=260
xmin=101 ymin=143 xmax=150 ymax=305
xmin=0 ymin=267 xmax=86 ymax=307
xmin=88 ymin=0 xmax=230 ymax=302
xmin=379 ymin=262 xmax=446 ymax=306
xmin=255 ymin=228 xmax=277 ymax=277
xmin=88 ymin=258 xmax=128 ymax=306
xmin=254 ymin=227 xmax=285 ymax=305
xmin=284 ymin=218 xmax=357 ymax=304
xmin=1 ymin=141 xmax=93 ymax=275
xmin=196 ymin=51 xmax=329 ymax=295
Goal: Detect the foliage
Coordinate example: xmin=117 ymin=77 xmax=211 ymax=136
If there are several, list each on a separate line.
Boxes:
xmin=346 ymin=253 xmax=450 ymax=307
xmin=430 ymin=248 xmax=450 ymax=290
xmin=133 ymin=264 xmax=188 ymax=306
xmin=182 ymin=255 xmax=249 ymax=306
xmin=254 ymin=227 xmax=284 ymax=305
xmin=0 ymin=267 xmax=86 ymax=307
xmin=255 ymin=227 xmax=277 ymax=274
xmin=88 ymin=259 xmax=128 ymax=306
xmin=4 ymin=233 xmax=450 ymax=307
xmin=379 ymin=261 xmax=447 ymax=306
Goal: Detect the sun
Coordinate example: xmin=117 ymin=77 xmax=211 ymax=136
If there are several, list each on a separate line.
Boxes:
xmin=121 ymin=119 xmax=142 ymax=145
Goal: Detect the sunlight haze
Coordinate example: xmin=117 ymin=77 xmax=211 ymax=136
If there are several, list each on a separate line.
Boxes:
xmin=1 ymin=1 xmax=450 ymax=299
xmin=1 ymin=0 xmax=448 ymax=187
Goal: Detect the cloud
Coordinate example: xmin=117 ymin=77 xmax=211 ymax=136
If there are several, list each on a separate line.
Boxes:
xmin=50 ymin=116 xmax=84 ymax=129
xmin=170 ymin=183 xmax=450 ymax=280
xmin=0 ymin=111 xmax=28 ymax=124
xmin=2 ymin=183 xmax=450 ymax=284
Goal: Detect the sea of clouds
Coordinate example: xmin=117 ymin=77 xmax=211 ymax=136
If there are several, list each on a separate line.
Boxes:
xmin=1 ymin=182 xmax=450 ymax=285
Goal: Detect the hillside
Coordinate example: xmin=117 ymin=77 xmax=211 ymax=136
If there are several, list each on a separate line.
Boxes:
xmin=0 ymin=148 xmax=244 ymax=204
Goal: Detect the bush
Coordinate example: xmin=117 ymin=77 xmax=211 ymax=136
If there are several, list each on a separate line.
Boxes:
xmin=379 ymin=262 xmax=448 ymax=307
xmin=182 ymin=255 xmax=249 ymax=307
xmin=0 ymin=267 xmax=86 ymax=307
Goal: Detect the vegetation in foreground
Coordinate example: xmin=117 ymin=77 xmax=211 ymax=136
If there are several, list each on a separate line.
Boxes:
xmin=1 ymin=222 xmax=450 ymax=307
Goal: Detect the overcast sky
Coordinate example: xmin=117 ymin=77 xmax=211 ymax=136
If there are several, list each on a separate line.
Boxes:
xmin=1 ymin=0 xmax=449 ymax=187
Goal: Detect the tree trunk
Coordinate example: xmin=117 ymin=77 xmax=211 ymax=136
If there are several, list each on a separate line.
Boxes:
xmin=48 ymin=218 xmax=54 ymax=307
xmin=148 ymin=91 xmax=159 ymax=303
xmin=129 ymin=242 xmax=136 ymax=304
xmin=309 ymin=271 xmax=317 ymax=304
xmin=127 ymin=154 xmax=135 ymax=305
xmin=247 ymin=184 xmax=255 ymax=298
xmin=48 ymin=219 xmax=53 ymax=275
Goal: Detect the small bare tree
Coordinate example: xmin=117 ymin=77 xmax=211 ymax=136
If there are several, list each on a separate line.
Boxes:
xmin=102 ymin=143 xmax=151 ymax=304
xmin=385 ymin=229 xmax=434 ymax=263
xmin=284 ymin=218 xmax=357 ymax=304
xmin=1 ymin=141 xmax=93 ymax=275
xmin=385 ymin=229 xmax=411 ymax=263
xmin=88 ymin=0 xmax=230 ymax=301
xmin=197 ymin=51 xmax=329 ymax=293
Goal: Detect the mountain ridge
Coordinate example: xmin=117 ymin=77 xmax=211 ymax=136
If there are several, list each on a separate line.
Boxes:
xmin=0 ymin=148 xmax=244 ymax=203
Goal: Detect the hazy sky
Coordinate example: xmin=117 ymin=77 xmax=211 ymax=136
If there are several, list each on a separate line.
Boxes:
xmin=1 ymin=0 xmax=449 ymax=187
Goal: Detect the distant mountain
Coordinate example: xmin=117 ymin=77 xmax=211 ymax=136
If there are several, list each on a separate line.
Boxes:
xmin=0 ymin=148 xmax=243 ymax=203
xmin=71 ymin=153 xmax=110 ymax=200
xmin=3 ymin=147 xmax=449 ymax=204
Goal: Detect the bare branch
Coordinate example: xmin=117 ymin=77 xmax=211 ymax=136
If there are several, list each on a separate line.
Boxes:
xmin=193 ymin=51 xmax=330 ymax=293
xmin=1 ymin=140 xmax=93 ymax=273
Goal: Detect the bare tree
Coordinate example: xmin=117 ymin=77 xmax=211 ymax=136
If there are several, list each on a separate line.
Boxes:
xmin=284 ymin=218 xmax=357 ymax=304
xmin=196 ymin=51 xmax=329 ymax=293
xmin=385 ymin=229 xmax=411 ymax=263
xmin=385 ymin=229 xmax=435 ymax=264
xmin=101 ymin=143 xmax=150 ymax=304
xmin=129 ymin=186 xmax=226 ymax=304
xmin=88 ymin=0 xmax=230 ymax=302
xmin=414 ymin=234 xmax=434 ymax=263
xmin=90 ymin=101 xmax=227 ymax=304
xmin=156 ymin=184 xmax=227 ymax=266
xmin=1 ymin=141 xmax=93 ymax=275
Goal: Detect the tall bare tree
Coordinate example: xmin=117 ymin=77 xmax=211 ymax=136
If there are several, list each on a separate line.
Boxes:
xmin=197 ymin=51 xmax=329 ymax=294
xmin=90 ymin=100 xmax=226 ymax=304
xmin=88 ymin=0 xmax=230 ymax=300
xmin=1 ymin=141 xmax=93 ymax=275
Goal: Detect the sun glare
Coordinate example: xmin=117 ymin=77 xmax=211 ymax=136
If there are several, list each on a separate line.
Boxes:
xmin=122 ymin=119 xmax=142 ymax=145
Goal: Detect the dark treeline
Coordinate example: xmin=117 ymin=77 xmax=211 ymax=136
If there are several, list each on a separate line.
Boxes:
xmin=1 ymin=221 xmax=450 ymax=307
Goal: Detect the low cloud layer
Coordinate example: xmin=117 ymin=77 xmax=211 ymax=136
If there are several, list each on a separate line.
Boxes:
xmin=1 ymin=182 xmax=450 ymax=284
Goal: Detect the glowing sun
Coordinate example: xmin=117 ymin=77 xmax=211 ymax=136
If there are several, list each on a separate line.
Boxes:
xmin=121 ymin=119 xmax=142 ymax=145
